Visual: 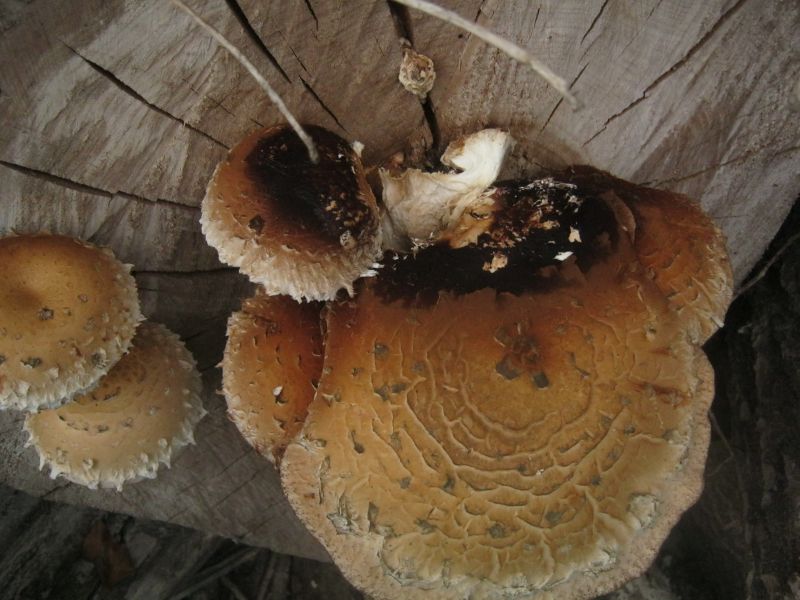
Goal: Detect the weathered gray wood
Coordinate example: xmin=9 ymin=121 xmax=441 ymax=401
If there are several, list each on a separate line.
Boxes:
xmin=0 ymin=0 xmax=798 ymax=565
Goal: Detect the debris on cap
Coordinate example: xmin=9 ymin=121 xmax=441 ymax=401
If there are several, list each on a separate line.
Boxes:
xmin=223 ymin=289 xmax=323 ymax=464
xmin=0 ymin=233 xmax=142 ymax=412
xmin=201 ymin=124 xmax=383 ymax=301
xmin=379 ymin=129 xmax=514 ymax=250
xmin=24 ymin=322 xmax=206 ymax=491
xmin=398 ymin=44 xmax=436 ymax=99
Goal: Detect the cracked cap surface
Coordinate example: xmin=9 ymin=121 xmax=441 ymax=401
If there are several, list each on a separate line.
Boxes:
xmin=280 ymin=170 xmax=731 ymax=599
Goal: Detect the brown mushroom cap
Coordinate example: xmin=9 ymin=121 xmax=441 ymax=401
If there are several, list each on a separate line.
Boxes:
xmin=201 ymin=125 xmax=383 ymax=301
xmin=281 ymin=177 xmax=726 ymax=598
xmin=223 ymin=289 xmax=323 ymax=463
xmin=564 ymin=167 xmax=733 ymax=343
xmin=0 ymin=234 xmax=142 ymax=411
xmin=24 ymin=322 xmax=206 ymax=491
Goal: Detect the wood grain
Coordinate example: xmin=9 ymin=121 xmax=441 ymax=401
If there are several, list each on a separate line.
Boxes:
xmin=0 ymin=0 xmax=798 ymax=562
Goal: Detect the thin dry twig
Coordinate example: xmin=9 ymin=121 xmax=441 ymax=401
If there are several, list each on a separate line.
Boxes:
xmin=221 ymin=576 xmax=250 ymax=600
xmin=172 ymin=546 xmax=260 ymax=599
xmin=735 ymin=231 xmax=800 ymax=299
xmin=169 ymin=0 xmax=319 ymax=163
xmin=391 ymin=0 xmax=580 ymax=109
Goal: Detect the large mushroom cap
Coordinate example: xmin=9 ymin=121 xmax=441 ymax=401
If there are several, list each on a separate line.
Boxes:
xmin=223 ymin=289 xmax=323 ymax=464
xmin=24 ymin=322 xmax=206 ymax=491
xmin=280 ymin=172 xmax=729 ymax=599
xmin=282 ymin=270 xmax=713 ymax=599
xmin=0 ymin=234 xmax=142 ymax=411
xmin=201 ymin=124 xmax=383 ymax=301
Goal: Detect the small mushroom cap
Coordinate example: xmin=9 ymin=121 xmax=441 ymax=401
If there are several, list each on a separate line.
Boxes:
xmin=281 ymin=223 xmax=716 ymax=599
xmin=24 ymin=322 xmax=206 ymax=491
xmin=201 ymin=125 xmax=382 ymax=301
xmin=223 ymin=289 xmax=323 ymax=464
xmin=564 ymin=167 xmax=733 ymax=342
xmin=0 ymin=234 xmax=142 ymax=411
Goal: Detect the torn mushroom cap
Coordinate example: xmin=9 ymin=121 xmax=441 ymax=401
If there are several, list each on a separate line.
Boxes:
xmin=563 ymin=167 xmax=733 ymax=343
xmin=281 ymin=198 xmax=719 ymax=599
xmin=24 ymin=322 xmax=206 ymax=491
xmin=201 ymin=124 xmax=383 ymax=301
xmin=223 ymin=289 xmax=323 ymax=464
xmin=379 ymin=129 xmax=514 ymax=250
xmin=0 ymin=233 xmax=142 ymax=412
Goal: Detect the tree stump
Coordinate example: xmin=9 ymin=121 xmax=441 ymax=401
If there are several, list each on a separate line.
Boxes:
xmin=1 ymin=0 xmax=798 ymax=564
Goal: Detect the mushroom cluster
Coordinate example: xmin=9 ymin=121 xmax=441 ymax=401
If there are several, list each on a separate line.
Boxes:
xmin=205 ymin=126 xmax=732 ymax=599
xmin=0 ymin=233 xmax=206 ymax=490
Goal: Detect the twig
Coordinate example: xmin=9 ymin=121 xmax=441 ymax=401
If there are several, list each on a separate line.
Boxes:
xmin=221 ymin=576 xmax=250 ymax=600
xmin=390 ymin=0 xmax=580 ymax=109
xmin=735 ymin=231 xmax=800 ymax=299
xmin=168 ymin=0 xmax=319 ymax=163
xmin=171 ymin=546 xmax=260 ymax=599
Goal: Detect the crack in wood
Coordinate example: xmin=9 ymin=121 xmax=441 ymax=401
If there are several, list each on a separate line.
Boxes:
xmin=584 ymin=0 xmax=749 ymax=147
xmin=298 ymin=76 xmax=348 ymax=133
xmin=541 ymin=62 xmax=590 ymax=131
xmin=385 ymin=0 xmax=442 ymax=152
xmin=277 ymin=32 xmax=309 ymax=73
xmin=642 ymin=144 xmax=800 ymax=188
xmin=0 ymin=159 xmax=200 ymax=211
xmin=386 ymin=0 xmax=415 ymax=44
xmin=580 ymin=0 xmax=610 ymax=45
xmin=0 ymin=159 xmax=112 ymax=198
xmin=303 ymin=0 xmax=319 ymax=30
xmin=62 ymin=43 xmax=228 ymax=150
xmin=222 ymin=0 xmax=290 ymax=83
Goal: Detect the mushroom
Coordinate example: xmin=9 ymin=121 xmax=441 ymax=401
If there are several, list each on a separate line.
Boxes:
xmin=379 ymin=128 xmax=514 ymax=250
xmin=201 ymin=124 xmax=383 ymax=301
xmin=24 ymin=321 xmax=206 ymax=491
xmin=0 ymin=233 xmax=142 ymax=411
xmin=223 ymin=289 xmax=324 ymax=464
xmin=280 ymin=171 xmax=731 ymax=599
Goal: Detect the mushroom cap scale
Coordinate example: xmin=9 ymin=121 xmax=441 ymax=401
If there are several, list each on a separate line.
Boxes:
xmin=281 ymin=238 xmax=714 ymax=599
xmin=223 ymin=290 xmax=323 ymax=464
xmin=563 ymin=167 xmax=733 ymax=343
xmin=24 ymin=322 xmax=206 ymax=491
xmin=0 ymin=234 xmax=142 ymax=411
xmin=201 ymin=125 xmax=383 ymax=301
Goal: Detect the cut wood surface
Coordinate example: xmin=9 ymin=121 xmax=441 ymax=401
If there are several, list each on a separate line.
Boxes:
xmin=0 ymin=0 xmax=798 ymax=562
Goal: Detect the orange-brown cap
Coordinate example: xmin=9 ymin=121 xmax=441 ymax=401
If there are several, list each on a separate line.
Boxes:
xmin=0 ymin=234 xmax=142 ymax=411
xmin=24 ymin=322 xmax=206 ymax=491
xmin=564 ymin=167 xmax=733 ymax=343
xmin=280 ymin=170 xmax=729 ymax=599
xmin=223 ymin=289 xmax=323 ymax=464
xmin=201 ymin=125 xmax=382 ymax=301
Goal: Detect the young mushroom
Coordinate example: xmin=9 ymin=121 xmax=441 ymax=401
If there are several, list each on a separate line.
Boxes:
xmin=280 ymin=171 xmax=732 ymax=599
xmin=0 ymin=234 xmax=142 ymax=411
xmin=201 ymin=124 xmax=383 ymax=301
xmin=222 ymin=289 xmax=324 ymax=464
xmin=24 ymin=322 xmax=206 ymax=491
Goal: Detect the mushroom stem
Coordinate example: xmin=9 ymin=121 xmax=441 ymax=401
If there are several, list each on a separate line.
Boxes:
xmin=169 ymin=0 xmax=319 ymax=163
xmin=390 ymin=0 xmax=581 ymax=109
